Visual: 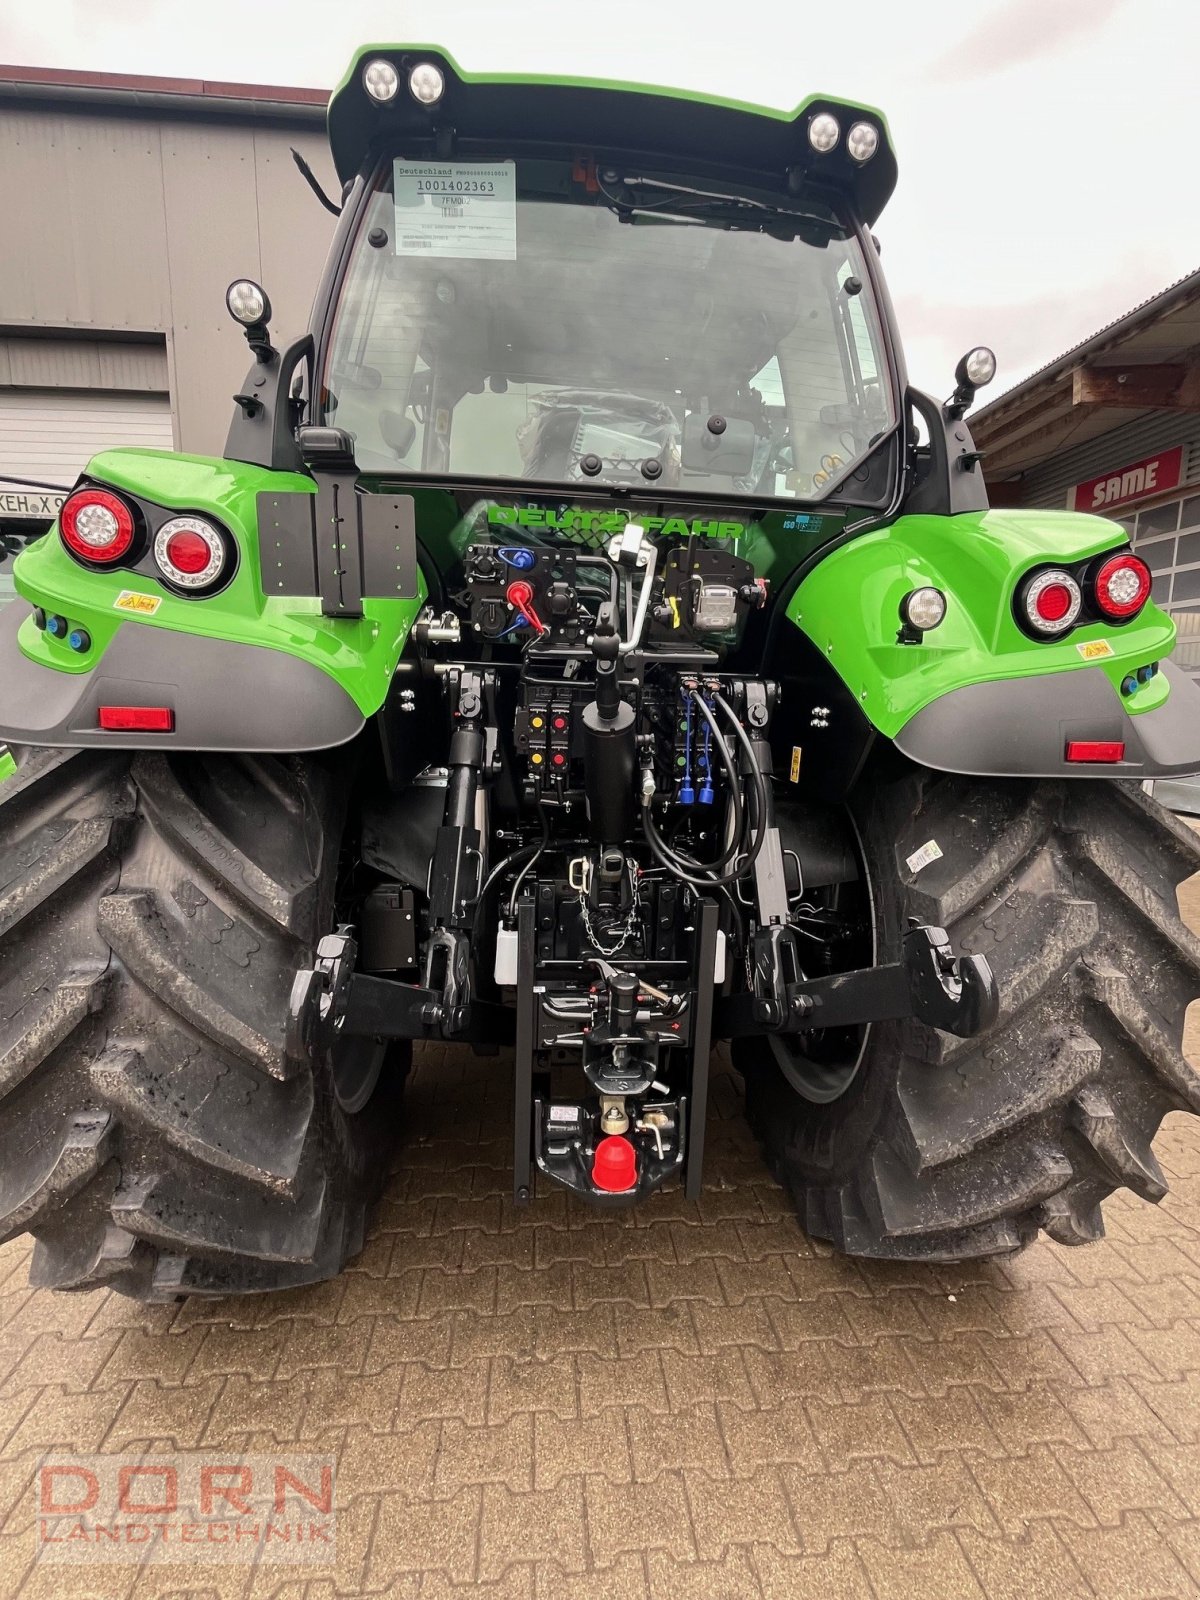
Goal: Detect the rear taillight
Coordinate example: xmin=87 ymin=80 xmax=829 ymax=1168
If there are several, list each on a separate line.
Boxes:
xmin=152 ymin=516 xmax=228 ymax=591
xmin=1019 ymin=568 xmax=1082 ymax=636
xmin=59 ymin=488 xmax=135 ymax=564
xmin=1093 ymin=553 xmax=1151 ymax=621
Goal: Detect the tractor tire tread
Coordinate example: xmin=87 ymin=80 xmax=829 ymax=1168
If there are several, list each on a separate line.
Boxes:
xmin=743 ymin=775 xmax=1200 ymax=1262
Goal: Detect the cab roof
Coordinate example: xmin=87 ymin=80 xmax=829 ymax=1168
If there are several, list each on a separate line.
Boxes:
xmin=328 ymin=45 xmax=898 ymax=224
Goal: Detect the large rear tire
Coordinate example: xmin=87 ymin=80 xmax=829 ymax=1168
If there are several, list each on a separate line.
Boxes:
xmin=740 ymin=772 xmax=1200 ymax=1261
xmin=0 ymin=747 xmax=405 ymax=1299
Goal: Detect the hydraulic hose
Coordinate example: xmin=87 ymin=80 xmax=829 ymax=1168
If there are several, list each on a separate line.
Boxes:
xmin=641 ymin=689 xmax=771 ymax=890
xmin=507 ymin=798 xmax=552 ymax=920
xmin=686 ymin=690 xmax=744 ymax=870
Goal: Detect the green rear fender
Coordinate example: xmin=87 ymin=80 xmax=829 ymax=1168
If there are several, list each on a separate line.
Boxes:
xmin=9 ymin=449 xmax=427 ymax=722
xmin=788 ymin=508 xmax=1175 ymax=730
xmin=785 ymin=508 xmax=1200 ymax=780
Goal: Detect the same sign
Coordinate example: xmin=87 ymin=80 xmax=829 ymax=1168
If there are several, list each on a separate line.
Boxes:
xmin=1072 ymin=446 xmax=1184 ymax=514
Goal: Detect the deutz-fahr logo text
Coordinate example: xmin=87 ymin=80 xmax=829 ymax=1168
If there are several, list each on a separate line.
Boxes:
xmin=487 ymin=506 xmax=748 ymax=544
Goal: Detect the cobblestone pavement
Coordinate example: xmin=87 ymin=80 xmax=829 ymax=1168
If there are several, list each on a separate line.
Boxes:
xmin=0 ymin=874 xmax=1195 ymax=1599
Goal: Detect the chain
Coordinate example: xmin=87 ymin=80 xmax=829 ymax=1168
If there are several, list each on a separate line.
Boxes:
xmin=578 ymin=862 xmax=641 ymax=958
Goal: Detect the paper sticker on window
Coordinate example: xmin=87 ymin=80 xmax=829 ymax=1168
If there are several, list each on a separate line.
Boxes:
xmin=393 ymin=160 xmax=517 ymax=261
xmin=905 ymin=838 xmax=943 ymax=875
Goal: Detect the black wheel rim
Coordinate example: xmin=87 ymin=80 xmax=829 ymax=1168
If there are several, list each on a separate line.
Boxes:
xmin=331 ymin=1034 xmax=385 ymax=1114
xmin=769 ymin=805 xmax=876 ymax=1106
xmin=769 ymin=1025 xmax=870 ymax=1104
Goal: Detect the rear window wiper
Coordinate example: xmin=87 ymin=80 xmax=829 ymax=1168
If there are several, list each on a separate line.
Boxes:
xmin=603 ymin=176 xmax=845 ymax=238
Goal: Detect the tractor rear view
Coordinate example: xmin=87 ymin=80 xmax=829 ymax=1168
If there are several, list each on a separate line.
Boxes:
xmin=0 ymin=48 xmax=1198 ymax=1299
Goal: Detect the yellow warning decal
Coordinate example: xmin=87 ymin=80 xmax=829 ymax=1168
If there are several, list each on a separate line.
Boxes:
xmin=114 ymin=590 xmax=162 ymax=616
xmin=1076 ymin=638 xmax=1114 ymax=661
xmin=789 ymin=746 xmax=802 ymax=783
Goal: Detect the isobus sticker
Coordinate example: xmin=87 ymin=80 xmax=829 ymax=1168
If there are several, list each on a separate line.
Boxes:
xmin=113 ymin=591 xmax=161 ymax=616
xmin=393 ymin=161 xmax=517 ymax=261
xmin=906 ymin=839 xmax=943 ymax=875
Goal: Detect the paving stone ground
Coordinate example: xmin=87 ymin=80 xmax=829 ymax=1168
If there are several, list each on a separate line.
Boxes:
xmin=0 ymin=864 xmax=1196 ymax=1599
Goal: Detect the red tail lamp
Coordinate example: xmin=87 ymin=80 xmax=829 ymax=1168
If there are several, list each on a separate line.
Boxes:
xmin=152 ymin=516 xmax=228 ymax=590
xmin=1093 ymin=553 xmax=1151 ymax=620
xmin=59 ymin=488 xmax=135 ymax=564
xmin=1020 ymin=569 xmax=1082 ymax=636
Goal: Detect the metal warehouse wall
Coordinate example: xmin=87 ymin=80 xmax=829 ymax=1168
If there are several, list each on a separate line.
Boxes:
xmin=1018 ymin=410 xmax=1200 ymax=510
xmin=0 ymin=100 xmax=338 ymax=457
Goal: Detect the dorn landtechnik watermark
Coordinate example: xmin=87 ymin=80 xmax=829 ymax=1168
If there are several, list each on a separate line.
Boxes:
xmin=35 ymin=1453 xmax=337 ymax=1566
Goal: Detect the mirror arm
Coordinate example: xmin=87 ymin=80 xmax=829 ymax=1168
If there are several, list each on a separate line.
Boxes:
xmin=224 ymin=333 xmax=313 ymax=474
xmin=246 ymin=326 xmax=278 ymax=365
xmin=943 ymin=383 xmax=974 ymax=422
xmin=904 ymin=387 xmax=989 ymax=517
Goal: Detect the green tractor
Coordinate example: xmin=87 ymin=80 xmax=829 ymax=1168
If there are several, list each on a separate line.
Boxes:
xmin=2 ymin=47 xmax=1198 ymax=1299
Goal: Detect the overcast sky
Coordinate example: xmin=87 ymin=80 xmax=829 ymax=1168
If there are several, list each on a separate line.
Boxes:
xmin=1 ymin=0 xmax=1195 ymax=399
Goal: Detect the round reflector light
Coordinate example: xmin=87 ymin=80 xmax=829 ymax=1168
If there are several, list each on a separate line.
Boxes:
xmin=1094 ymin=552 xmax=1151 ymax=619
xmin=60 ymin=488 xmax=135 ymax=563
xmin=846 ymin=121 xmax=879 ymax=163
xmin=808 ymin=113 xmax=841 ymax=153
xmin=408 ymin=62 xmax=445 ymax=104
xmin=362 ymin=58 xmax=400 ymax=102
xmin=226 ymin=278 xmax=269 ymax=326
xmin=963 ymin=345 xmax=998 ymax=388
xmin=153 ymin=516 xmax=227 ymax=590
xmin=901 ymin=586 xmax=947 ymax=632
xmin=1022 ymin=568 xmax=1082 ymax=635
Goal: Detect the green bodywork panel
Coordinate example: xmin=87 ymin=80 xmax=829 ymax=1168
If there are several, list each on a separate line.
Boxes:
xmin=10 ymin=457 xmax=1173 ymax=751
xmin=331 ymin=43 xmax=892 ymax=132
xmin=786 ymin=508 xmax=1177 ymax=736
xmin=12 ymin=449 xmax=426 ymax=719
xmin=0 ymin=751 xmax=14 ymax=784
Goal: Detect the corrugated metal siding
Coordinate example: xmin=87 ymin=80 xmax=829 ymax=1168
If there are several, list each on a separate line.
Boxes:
xmin=1020 ymin=412 xmax=1200 ymax=508
xmin=0 ymin=103 xmax=337 ymax=455
xmin=0 ymin=389 xmax=173 ymax=486
xmin=0 ymin=336 xmax=167 ymax=391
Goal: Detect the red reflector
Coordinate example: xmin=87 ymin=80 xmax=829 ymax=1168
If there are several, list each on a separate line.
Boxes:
xmin=591 ymin=1135 xmax=637 ymax=1193
xmin=164 ymin=529 xmax=215 ymax=574
xmin=1065 ymin=739 xmax=1125 ymax=764
xmin=98 ymin=706 xmax=174 ymax=732
xmin=1035 ymin=583 xmax=1074 ymax=623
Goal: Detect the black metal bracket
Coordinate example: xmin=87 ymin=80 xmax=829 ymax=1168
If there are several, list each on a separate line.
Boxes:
xmin=255 ymin=426 xmax=418 ymax=617
xmin=533 ymin=1094 xmax=687 ymax=1207
xmin=224 ymin=332 xmax=312 ymax=476
xmin=513 ymin=898 xmax=537 ymax=1204
xmin=684 ymin=898 xmax=719 ymax=1201
xmin=717 ymin=922 xmax=998 ymax=1041
xmin=286 ymin=928 xmax=514 ymax=1063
